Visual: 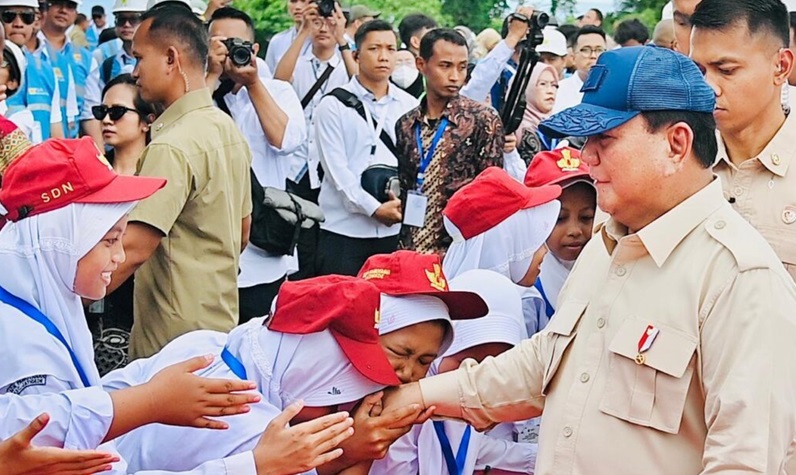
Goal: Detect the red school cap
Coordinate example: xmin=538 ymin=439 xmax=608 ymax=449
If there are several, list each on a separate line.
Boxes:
xmin=358 ymin=250 xmax=488 ymax=320
xmin=267 ymin=275 xmax=401 ymax=386
xmin=443 ymin=167 xmax=561 ymax=240
xmin=0 ymin=137 xmax=166 ymax=222
xmin=524 ymin=147 xmax=593 ymax=188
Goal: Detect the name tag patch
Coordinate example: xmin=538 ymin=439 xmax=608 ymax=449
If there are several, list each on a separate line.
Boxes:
xmin=6 ymin=375 xmax=47 ymax=394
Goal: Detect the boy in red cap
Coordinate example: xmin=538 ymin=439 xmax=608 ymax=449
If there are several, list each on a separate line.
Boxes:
xmin=524 ymin=147 xmax=596 ymax=333
xmin=0 ymin=137 xmax=354 ymax=475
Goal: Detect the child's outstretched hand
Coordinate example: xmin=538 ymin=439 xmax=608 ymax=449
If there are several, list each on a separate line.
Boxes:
xmin=145 ymin=354 xmax=261 ymax=430
xmin=1 ymin=413 xmax=119 ymax=475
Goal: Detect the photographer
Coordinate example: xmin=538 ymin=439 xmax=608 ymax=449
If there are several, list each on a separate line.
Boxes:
xmin=207 ymin=7 xmax=307 ymax=322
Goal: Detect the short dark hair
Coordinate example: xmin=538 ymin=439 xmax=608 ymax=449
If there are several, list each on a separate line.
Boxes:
xmin=589 ymin=8 xmax=603 ymax=22
xmin=398 ymin=13 xmax=437 ymax=49
xmin=91 ymin=5 xmax=104 ymax=18
xmin=641 ymin=111 xmax=717 ymax=168
xmin=614 ymin=18 xmax=650 ymax=45
xmin=419 ymin=27 xmax=467 ymax=61
xmin=557 ymin=24 xmax=579 ymax=48
xmin=102 ymin=73 xmax=158 ymax=119
xmin=690 ymin=0 xmax=789 ymax=48
xmin=209 ymin=6 xmax=255 ymax=40
xmin=75 ymin=13 xmax=87 ymax=24
xmin=354 ymin=18 xmax=394 ymax=50
xmin=140 ymin=4 xmax=209 ymax=68
xmin=575 ymin=25 xmax=606 ymax=44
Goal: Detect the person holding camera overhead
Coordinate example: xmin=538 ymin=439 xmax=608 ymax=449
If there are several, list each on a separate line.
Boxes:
xmin=312 ymin=19 xmax=418 ymax=276
xmin=207 ymin=6 xmax=308 ymax=322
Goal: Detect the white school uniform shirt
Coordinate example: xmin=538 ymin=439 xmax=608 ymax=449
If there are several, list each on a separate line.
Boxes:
xmin=551 ymin=72 xmax=584 ymax=114
xmin=221 ymin=72 xmax=306 ymax=288
xmin=265 ymin=26 xmax=312 ymax=74
xmin=287 ymin=51 xmax=350 ymax=186
xmin=314 ymin=76 xmax=418 ymax=238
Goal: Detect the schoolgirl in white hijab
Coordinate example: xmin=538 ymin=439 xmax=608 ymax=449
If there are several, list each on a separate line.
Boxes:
xmin=0 ymin=138 xmax=279 ymax=475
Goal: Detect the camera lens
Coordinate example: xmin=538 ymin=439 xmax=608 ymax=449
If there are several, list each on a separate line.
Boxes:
xmin=230 ymin=47 xmax=251 ymax=66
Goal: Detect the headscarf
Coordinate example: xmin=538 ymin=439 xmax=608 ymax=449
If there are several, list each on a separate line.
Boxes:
xmin=0 ymin=202 xmax=135 ymax=388
xmin=515 ymin=62 xmax=559 ymax=143
xmin=379 ymin=294 xmax=455 ymax=355
xmin=443 ymin=200 xmax=561 ymax=284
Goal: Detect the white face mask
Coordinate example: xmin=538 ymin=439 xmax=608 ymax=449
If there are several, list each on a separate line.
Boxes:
xmin=391 ymin=65 xmax=419 ymax=89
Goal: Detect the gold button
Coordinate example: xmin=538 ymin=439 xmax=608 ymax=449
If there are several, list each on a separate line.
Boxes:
xmin=596 ymin=318 xmax=606 ymax=329
xmin=714 ymin=220 xmax=726 ymax=230
xmin=783 ymin=208 xmax=796 ymax=225
xmin=733 ymin=186 xmax=744 ymax=196
xmin=772 ymin=154 xmax=781 ymax=166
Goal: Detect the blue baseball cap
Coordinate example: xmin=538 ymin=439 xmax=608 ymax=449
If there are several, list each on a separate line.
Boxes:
xmin=539 ymin=45 xmax=716 ymax=138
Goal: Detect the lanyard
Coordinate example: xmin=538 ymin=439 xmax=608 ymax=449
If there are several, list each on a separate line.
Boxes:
xmin=0 ymin=285 xmax=91 ymax=388
xmin=433 ymin=421 xmax=471 ymax=475
xmin=362 ymin=98 xmax=387 ymax=157
xmin=221 ymin=346 xmax=248 ymax=380
xmin=538 ymin=131 xmax=559 ymax=152
xmin=534 ymin=277 xmax=555 ymax=318
xmin=414 ymin=117 xmax=448 ymax=190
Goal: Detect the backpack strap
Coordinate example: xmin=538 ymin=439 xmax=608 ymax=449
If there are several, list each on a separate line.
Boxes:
xmin=326 ymin=87 xmax=399 ymax=158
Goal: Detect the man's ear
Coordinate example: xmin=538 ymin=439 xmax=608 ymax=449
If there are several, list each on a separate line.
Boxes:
xmin=410 ymin=35 xmax=421 ymax=52
xmin=415 ymin=55 xmax=425 ymax=75
xmin=667 ymin=121 xmax=693 ymax=167
xmin=252 ymin=42 xmax=260 ymax=56
xmin=166 ymin=46 xmax=178 ymax=66
xmin=775 ymin=47 xmax=794 ymax=86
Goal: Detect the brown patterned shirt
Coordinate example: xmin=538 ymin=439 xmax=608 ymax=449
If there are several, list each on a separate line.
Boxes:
xmin=395 ymin=94 xmax=505 ymax=254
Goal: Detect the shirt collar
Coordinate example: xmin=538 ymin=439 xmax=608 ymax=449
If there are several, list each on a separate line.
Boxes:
xmin=410 ymin=93 xmax=464 ymax=127
xmin=151 ymin=88 xmax=213 ymax=139
xmin=600 ymin=178 xmax=726 ymax=267
xmin=350 ymin=76 xmax=398 ymax=103
xmin=38 ymin=31 xmax=72 ymax=54
xmin=305 ymin=50 xmax=342 ymax=68
xmin=715 ymin=113 xmax=794 ymax=177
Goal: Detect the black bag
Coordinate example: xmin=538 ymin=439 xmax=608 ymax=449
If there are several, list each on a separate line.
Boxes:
xmin=326 ymin=88 xmax=401 ymax=203
xmin=249 ymin=170 xmax=325 ymax=256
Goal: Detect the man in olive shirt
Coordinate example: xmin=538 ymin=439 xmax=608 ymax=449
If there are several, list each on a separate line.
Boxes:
xmin=107 ymin=5 xmax=252 ymax=359
xmin=383 ymin=47 xmax=796 ymax=474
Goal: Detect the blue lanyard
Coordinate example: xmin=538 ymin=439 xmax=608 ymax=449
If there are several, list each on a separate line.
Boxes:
xmin=221 ymin=347 xmax=248 ymax=380
xmin=0 ymin=285 xmax=91 ymax=388
xmin=414 ymin=117 xmax=448 ymax=190
xmin=538 ymin=131 xmax=559 ymax=152
xmin=433 ymin=421 xmax=471 ymax=475
xmin=534 ymin=277 xmax=555 ymax=318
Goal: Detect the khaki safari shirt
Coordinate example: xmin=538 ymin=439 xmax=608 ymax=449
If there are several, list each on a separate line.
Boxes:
xmin=420 ymin=179 xmax=796 ymax=474
xmin=129 ymin=89 xmax=252 ymax=359
xmin=715 ymin=112 xmax=796 ymax=281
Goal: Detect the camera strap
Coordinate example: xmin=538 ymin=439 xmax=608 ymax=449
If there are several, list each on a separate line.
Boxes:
xmin=301 ymin=65 xmax=335 ymax=109
xmin=326 ymin=87 xmax=399 ymax=159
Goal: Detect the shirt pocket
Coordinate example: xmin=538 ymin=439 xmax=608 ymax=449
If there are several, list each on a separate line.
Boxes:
xmin=599 ymin=318 xmax=697 ymax=434
xmin=541 ymin=300 xmax=587 ymax=396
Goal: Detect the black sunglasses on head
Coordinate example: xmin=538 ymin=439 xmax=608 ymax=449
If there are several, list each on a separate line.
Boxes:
xmin=1 ymin=10 xmax=35 ymax=25
xmin=92 ymin=104 xmax=138 ymax=121
xmin=114 ymin=13 xmax=141 ymax=26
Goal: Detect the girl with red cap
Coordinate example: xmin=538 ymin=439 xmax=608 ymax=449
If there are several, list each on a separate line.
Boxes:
xmin=0 ymin=138 xmax=351 ymax=475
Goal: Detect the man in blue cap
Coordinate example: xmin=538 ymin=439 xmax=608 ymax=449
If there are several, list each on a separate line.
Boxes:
xmin=381 ymin=45 xmax=796 ymax=473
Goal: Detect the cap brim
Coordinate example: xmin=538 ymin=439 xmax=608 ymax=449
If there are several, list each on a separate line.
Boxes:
xmin=333 ymin=332 xmax=402 ymax=386
xmin=76 ymin=174 xmax=166 ymax=205
xmin=407 ymin=291 xmax=488 ymax=320
xmin=520 ymin=184 xmax=562 ymax=209
xmin=547 ymin=172 xmax=593 ymax=188
xmin=539 ymin=103 xmax=640 ymax=139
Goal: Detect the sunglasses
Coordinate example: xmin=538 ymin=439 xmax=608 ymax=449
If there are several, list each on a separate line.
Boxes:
xmin=1 ymin=10 xmax=35 ymax=25
xmin=114 ymin=13 xmax=141 ymax=26
xmin=92 ymin=104 xmax=138 ymax=121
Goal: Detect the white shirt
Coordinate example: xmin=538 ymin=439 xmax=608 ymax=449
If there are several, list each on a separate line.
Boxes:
xmin=225 ymin=75 xmax=307 ymax=287
xmin=265 ymin=26 xmax=312 ymax=74
xmin=288 ymin=51 xmax=350 ymax=186
xmin=552 ymin=72 xmax=585 ymax=114
xmin=314 ymin=76 xmax=418 ymax=238
xmin=461 ymin=39 xmax=514 ymax=103
xmin=81 ymin=49 xmax=134 ymax=121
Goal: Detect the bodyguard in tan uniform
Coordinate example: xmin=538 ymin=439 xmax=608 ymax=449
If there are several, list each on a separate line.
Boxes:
xmin=689 ymin=0 xmax=796 ymax=281
xmin=382 ymin=46 xmax=796 ymax=474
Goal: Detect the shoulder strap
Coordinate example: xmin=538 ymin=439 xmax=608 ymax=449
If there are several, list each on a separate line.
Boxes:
xmin=326 ymin=87 xmax=399 ymax=158
xmin=101 ymin=55 xmax=114 ymax=85
xmin=300 ymin=64 xmax=335 ymax=109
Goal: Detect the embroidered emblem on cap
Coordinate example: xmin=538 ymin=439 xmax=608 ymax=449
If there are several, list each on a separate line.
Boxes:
xmin=425 ymin=263 xmax=447 ymax=291
xmin=361 ymin=268 xmax=391 ymax=280
xmin=374 ymin=308 xmax=381 ymax=329
xmin=581 ymin=65 xmax=607 ymax=92
xmin=783 ymin=207 xmax=796 ymax=225
xmin=556 ymin=149 xmax=581 ymax=172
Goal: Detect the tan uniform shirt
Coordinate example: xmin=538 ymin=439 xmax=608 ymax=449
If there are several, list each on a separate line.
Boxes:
xmin=420 ymin=180 xmax=796 ymax=474
xmin=129 ymin=89 xmax=252 ymax=359
xmin=715 ymin=113 xmax=796 ymax=281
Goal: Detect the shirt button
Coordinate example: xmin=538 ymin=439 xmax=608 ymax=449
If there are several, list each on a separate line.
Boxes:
xmin=733 ymin=186 xmax=744 ymax=196
xmin=563 ymin=426 xmax=573 ymax=437
xmin=772 ymin=154 xmax=781 ymax=166
xmin=615 ymin=266 xmax=627 ymax=277
xmin=714 ymin=220 xmax=726 ymax=230
xmin=579 ymin=373 xmax=590 ymax=383
xmin=596 ymin=318 xmax=606 ymax=328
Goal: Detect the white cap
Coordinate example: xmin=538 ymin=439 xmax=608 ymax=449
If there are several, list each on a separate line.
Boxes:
xmin=537 ymin=27 xmax=568 ymax=57
xmin=661 ymin=1 xmax=673 ymax=20
xmin=0 ymin=0 xmax=39 ymax=8
xmin=444 ymin=270 xmax=526 ymax=357
xmin=379 ymin=294 xmax=455 ymax=356
xmin=784 ymin=0 xmax=796 ymax=12
xmin=113 ymin=0 xmax=148 ymax=13
xmin=190 ymin=0 xmax=205 ymax=15
xmin=4 ymin=41 xmax=27 ymax=82
xmin=145 ymin=0 xmax=191 ymax=11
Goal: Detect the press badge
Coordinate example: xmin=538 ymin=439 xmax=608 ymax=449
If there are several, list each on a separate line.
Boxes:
xmin=404 ymin=190 xmax=428 ymax=227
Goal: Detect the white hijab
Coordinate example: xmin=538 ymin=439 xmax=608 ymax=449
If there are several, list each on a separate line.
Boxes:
xmin=0 ymin=202 xmax=134 ymax=389
xmin=443 ymin=200 xmax=561 ymax=283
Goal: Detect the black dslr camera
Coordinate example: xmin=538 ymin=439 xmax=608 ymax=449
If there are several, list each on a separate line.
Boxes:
xmin=222 ymin=38 xmax=254 ymax=67
xmin=317 ymin=0 xmax=335 ymax=17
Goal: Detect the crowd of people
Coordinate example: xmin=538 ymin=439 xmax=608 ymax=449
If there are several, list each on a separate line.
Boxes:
xmin=1 ymin=0 xmax=796 ymax=473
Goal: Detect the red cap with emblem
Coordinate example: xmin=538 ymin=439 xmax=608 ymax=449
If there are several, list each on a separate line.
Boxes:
xmin=0 ymin=137 xmax=166 ymax=222
xmin=443 ymin=167 xmax=561 ymax=240
xmin=524 ymin=147 xmax=593 ymax=188
xmin=358 ymin=250 xmax=488 ymax=320
xmin=267 ymin=275 xmax=401 ymax=386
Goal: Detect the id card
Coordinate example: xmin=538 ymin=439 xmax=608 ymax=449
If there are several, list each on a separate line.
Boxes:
xmin=404 ymin=191 xmax=428 ymax=228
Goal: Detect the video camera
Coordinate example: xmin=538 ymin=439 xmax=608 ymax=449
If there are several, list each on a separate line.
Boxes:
xmin=222 ymin=38 xmax=254 ymax=67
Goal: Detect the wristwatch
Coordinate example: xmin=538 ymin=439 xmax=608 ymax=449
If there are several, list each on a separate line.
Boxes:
xmin=338 ymin=43 xmax=351 ymax=52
